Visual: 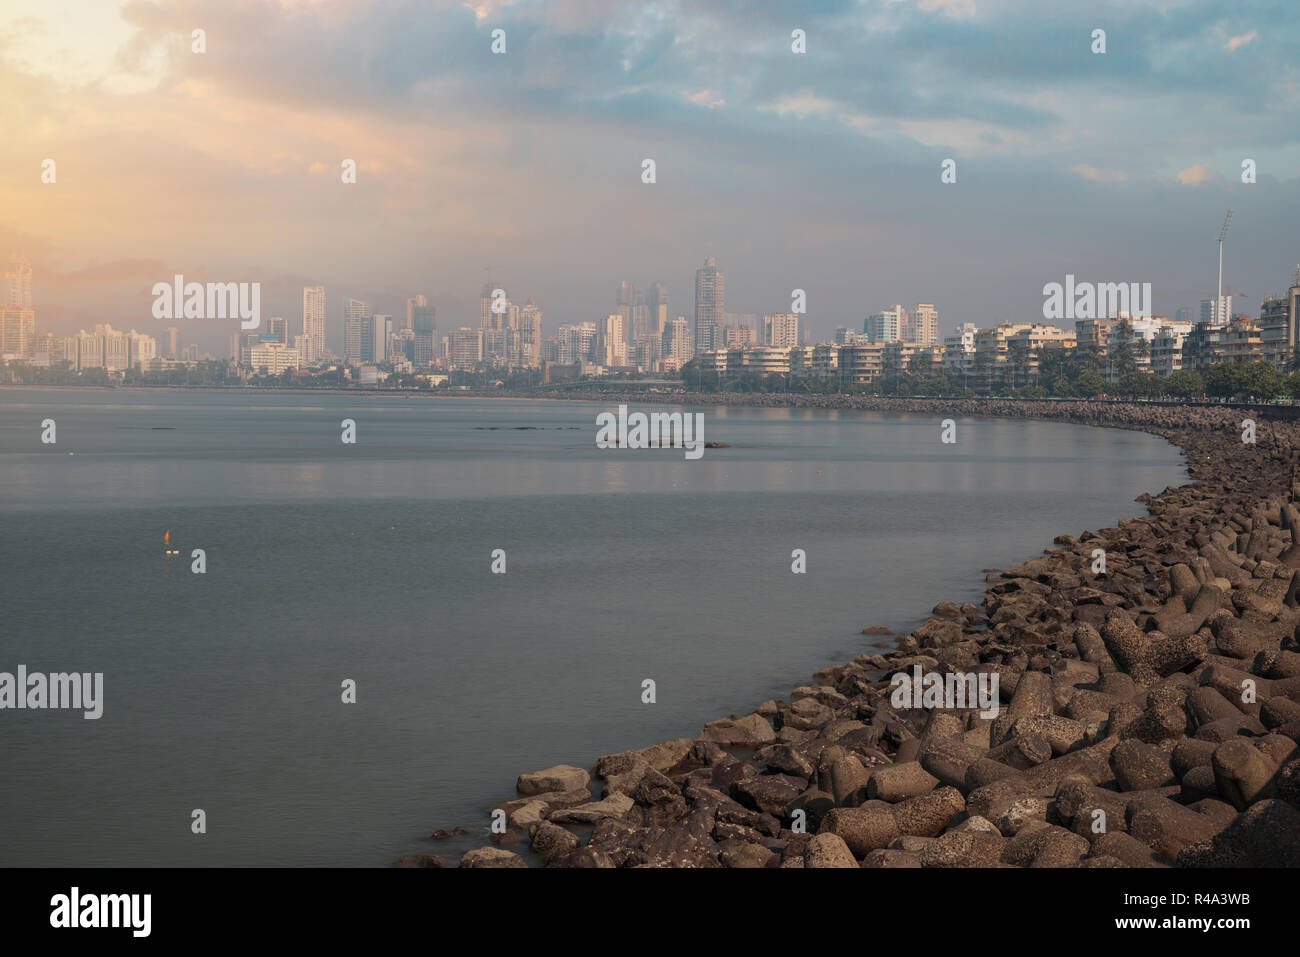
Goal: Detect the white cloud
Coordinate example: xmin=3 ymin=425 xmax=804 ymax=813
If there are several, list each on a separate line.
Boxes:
xmin=1072 ymin=164 xmax=1127 ymax=183
xmin=1176 ymin=163 xmax=1222 ymax=185
xmin=1226 ymin=30 xmax=1257 ymax=52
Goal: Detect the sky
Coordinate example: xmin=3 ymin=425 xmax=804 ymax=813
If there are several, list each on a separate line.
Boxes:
xmin=2 ymin=0 xmax=1298 ymax=355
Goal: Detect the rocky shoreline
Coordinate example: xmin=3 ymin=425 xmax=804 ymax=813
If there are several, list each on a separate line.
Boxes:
xmin=408 ymin=399 xmax=1300 ymax=868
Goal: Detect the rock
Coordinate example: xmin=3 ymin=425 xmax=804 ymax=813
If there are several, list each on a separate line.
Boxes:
xmin=785 ymin=787 xmax=836 ymax=830
xmin=517 ymin=764 xmax=590 ymax=796
xmin=508 ymin=800 xmax=550 ymax=829
xmin=393 ymin=854 xmax=449 ymax=868
xmin=756 ymin=743 xmax=816 ymax=778
xmin=1126 ymin=796 xmax=1226 ymax=860
xmin=861 ymin=848 xmax=923 ymax=867
xmin=819 ymin=805 xmax=901 ymax=856
xmin=919 ymin=829 xmax=1006 ymax=867
xmin=548 ymin=792 xmax=636 ymax=825
xmin=1110 ymin=739 xmax=1177 ymax=792
xmin=891 ymin=787 xmax=966 ymax=837
xmin=1002 ymin=824 xmax=1089 ymax=867
xmin=531 ymin=821 xmax=581 ymax=864
xmin=996 ymin=797 xmax=1050 ymax=836
xmin=719 ymin=842 xmax=774 ymax=868
xmin=700 ymin=713 xmax=776 ymax=746
xmin=459 ymin=847 xmax=528 ymax=868
xmin=1177 ymin=799 xmax=1300 ymax=867
xmin=932 ymin=600 xmax=962 ymax=620
xmin=867 ymin=762 xmax=940 ymax=802
xmin=554 ymin=847 xmax=617 ymax=868
xmin=733 ymin=774 xmax=806 ymax=816
xmin=803 ymin=833 xmax=859 ymax=868
xmin=1211 ymin=739 xmax=1277 ymax=809
xmin=1090 ymin=832 xmax=1168 ymax=867
xmin=829 ymin=754 xmax=873 ymax=806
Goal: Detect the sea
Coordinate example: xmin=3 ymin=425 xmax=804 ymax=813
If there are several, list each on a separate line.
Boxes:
xmin=0 ymin=388 xmax=1187 ymax=865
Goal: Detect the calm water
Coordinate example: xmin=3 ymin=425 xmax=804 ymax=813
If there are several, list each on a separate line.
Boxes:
xmin=0 ymin=388 xmax=1185 ymax=866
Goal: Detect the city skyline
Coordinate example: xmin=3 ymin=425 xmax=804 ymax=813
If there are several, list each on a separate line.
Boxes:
xmin=3 ymin=1 xmax=1298 ymax=354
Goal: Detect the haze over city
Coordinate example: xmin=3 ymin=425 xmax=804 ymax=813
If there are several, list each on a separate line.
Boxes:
xmin=3 ymin=0 xmax=1299 ymax=354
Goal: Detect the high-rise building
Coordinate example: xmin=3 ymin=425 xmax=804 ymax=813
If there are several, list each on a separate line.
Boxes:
xmin=448 ymin=327 xmax=483 ymax=370
xmin=518 ymin=300 xmax=543 ymax=368
xmin=302 ymin=286 xmax=326 ymax=363
xmin=1258 ymin=268 xmax=1300 ymax=371
xmin=942 ymin=323 xmax=979 ymax=380
xmin=910 ymin=304 xmax=939 ymax=344
xmin=481 ymin=282 xmax=506 ymax=330
xmin=247 ymin=340 xmax=300 ymax=375
xmin=648 ymin=282 xmax=668 ymax=339
xmin=266 ymin=317 xmax=287 ymax=346
xmin=601 ymin=313 xmax=627 ymax=367
xmin=411 ymin=303 xmax=436 ymax=366
xmin=1200 ymin=296 xmax=1232 ymax=326
xmin=763 ymin=313 xmax=800 ymax=348
xmin=167 ymin=327 xmax=180 ymax=358
xmin=0 ymin=307 xmax=34 ymax=358
xmin=662 ymin=315 xmax=691 ymax=364
xmin=344 ymin=298 xmax=370 ymax=362
xmin=555 ymin=322 xmax=597 ymax=365
xmin=5 ymin=255 xmax=33 ymax=309
xmin=405 ymin=295 xmax=427 ymax=334
xmin=694 ymin=258 xmax=724 ymax=354
xmin=372 ymin=315 xmax=392 ymax=364
xmin=864 ymin=306 xmax=906 ymax=342
xmin=1 ymin=255 xmax=35 ymax=359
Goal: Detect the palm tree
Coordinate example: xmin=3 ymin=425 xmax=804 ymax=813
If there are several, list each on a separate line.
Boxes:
xmin=1008 ymin=341 xmax=1030 ymax=391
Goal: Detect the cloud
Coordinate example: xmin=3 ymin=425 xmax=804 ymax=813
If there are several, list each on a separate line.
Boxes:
xmin=684 ymin=89 xmax=725 ymax=109
xmin=1226 ymin=30 xmax=1257 ymax=52
xmin=1176 ymin=163 xmax=1224 ymax=185
xmin=918 ymin=0 xmax=977 ymax=17
xmin=1072 ymin=164 xmax=1127 ymax=183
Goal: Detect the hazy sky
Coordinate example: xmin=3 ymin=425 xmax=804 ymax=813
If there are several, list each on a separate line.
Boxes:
xmin=3 ymin=0 xmax=1298 ymax=353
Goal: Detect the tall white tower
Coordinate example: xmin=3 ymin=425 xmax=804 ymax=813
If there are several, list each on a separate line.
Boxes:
xmin=302 ymin=286 xmax=326 ymax=361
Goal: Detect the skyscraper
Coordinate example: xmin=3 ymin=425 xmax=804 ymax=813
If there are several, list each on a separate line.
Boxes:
xmin=864 ymin=305 xmax=906 ymax=342
xmin=5 ymin=254 xmax=33 ymax=308
xmin=910 ymin=304 xmax=939 ymax=344
xmin=266 ymin=317 xmax=287 ymax=346
xmin=694 ymin=258 xmax=724 ymax=354
xmin=481 ymin=282 xmax=505 ymax=330
xmin=372 ymin=315 xmax=392 ymax=363
xmin=615 ymin=281 xmax=639 ymax=346
xmin=411 ymin=302 xmax=435 ymax=366
xmin=648 ymin=282 xmax=668 ymax=339
xmin=601 ymin=313 xmax=627 ymax=367
xmin=763 ymin=313 xmax=800 ymax=348
xmin=1200 ymin=296 xmax=1233 ymax=326
xmin=518 ymin=300 xmax=543 ymax=368
xmin=344 ymin=298 xmax=370 ymax=362
xmin=1 ymin=255 xmax=35 ymax=359
xmin=302 ymin=286 xmax=326 ymax=362
xmin=405 ymin=295 xmax=427 ymax=334
xmin=663 ymin=315 xmax=691 ymax=363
